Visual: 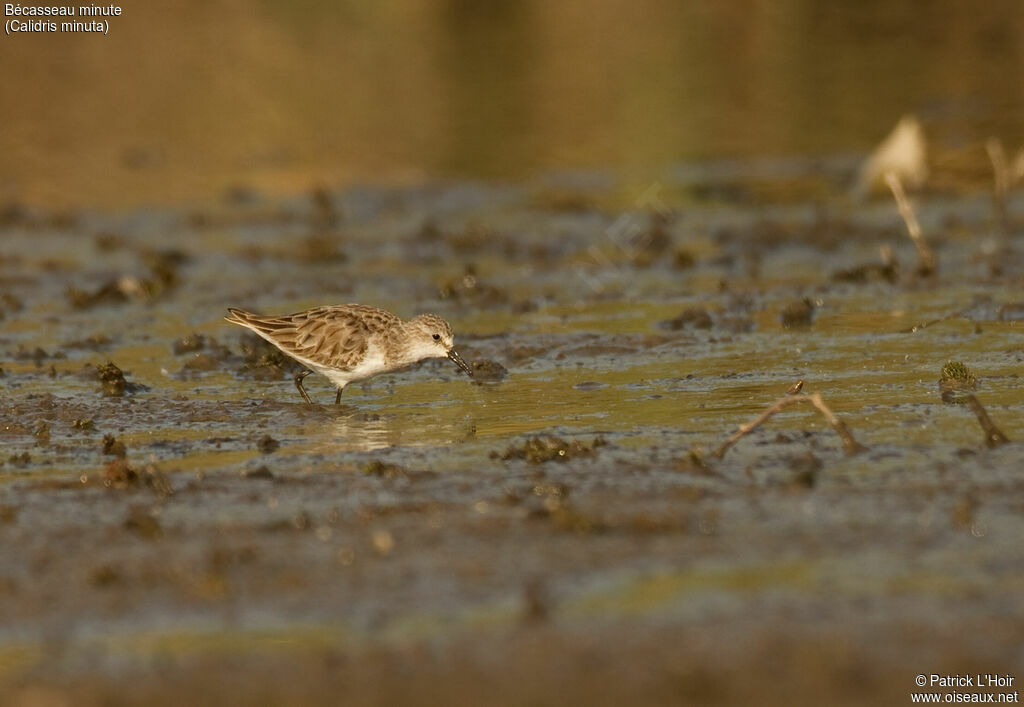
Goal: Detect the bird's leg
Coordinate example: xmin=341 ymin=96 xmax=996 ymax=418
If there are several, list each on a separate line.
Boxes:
xmin=335 ymin=387 xmax=343 ymax=405
xmin=293 ymin=369 xmax=314 ymax=405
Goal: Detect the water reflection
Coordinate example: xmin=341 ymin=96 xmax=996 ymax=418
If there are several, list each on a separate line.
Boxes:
xmin=298 ymin=408 xmax=474 ymax=454
xmin=1 ymin=0 xmax=1021 ymax=207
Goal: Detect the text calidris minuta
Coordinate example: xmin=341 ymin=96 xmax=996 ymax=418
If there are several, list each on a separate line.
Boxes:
xmin=225 ymin=304 xmax=473 ymax=404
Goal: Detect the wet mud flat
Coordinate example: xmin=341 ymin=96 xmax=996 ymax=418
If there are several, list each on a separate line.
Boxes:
xmin=2 ymin=164 xmax=1024 ymax=704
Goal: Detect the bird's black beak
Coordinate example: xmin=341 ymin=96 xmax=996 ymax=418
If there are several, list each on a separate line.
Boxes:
xmin=447 ymin=349 xmax=473 ymax=377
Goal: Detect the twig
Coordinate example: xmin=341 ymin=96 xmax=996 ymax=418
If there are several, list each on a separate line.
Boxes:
xmin=1013 ymin=148 xmax=1024 ymax=186
xmin=806 ymin=392 xmax=866 ymax=455
xmin=963 ymin=394 xmax=1009 ymax=448
xmin=900 ymin=311 xmax=958 ymax=334
xmin=986 ymin=138 xmax=1009 ymax=235
xmin=884 ymin=171 xmax=936 ymax=276
xmin=713 ymin=387 xmax=866 ymax=459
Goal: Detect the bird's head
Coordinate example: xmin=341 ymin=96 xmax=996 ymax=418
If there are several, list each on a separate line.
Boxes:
xmin=406 ymin=313 xmax=472 ymax=376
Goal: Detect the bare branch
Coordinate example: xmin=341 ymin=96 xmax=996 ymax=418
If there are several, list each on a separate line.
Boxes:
xmin=986 ymin=138 xmax=1009 ymax=235
xmin=713 ymin=387 xmax=866 ymax=459
xmin=964 ymin=394 xmax=1009 ymax=448
xmin=884 ymin=171 xmax=936 ymax=276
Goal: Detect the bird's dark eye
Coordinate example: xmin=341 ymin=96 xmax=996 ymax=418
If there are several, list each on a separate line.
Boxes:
xmin=432 ymin=333 xmax=440 ymax=341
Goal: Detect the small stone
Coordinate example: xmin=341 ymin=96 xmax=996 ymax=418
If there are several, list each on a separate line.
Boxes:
xmin=362 ymin=460 xmax=407 ymax=479
xmin=102 ymin=434 xmax=127 ymax=458
xmin=242 ymin=465 xmax=275 ymax=480
xmin=182 ymin=353 xmax=220 ymax=372
xmin=780 ymin=298 xmax=815 ymax=328
xmin=173 ymin=333 xmax=206 ymax=354
xmin=124 ymin=507 xmax=162 ymax=540
xmin=257 ymin=435 xmax=280 ymax=454
xmin=471 ymin=359 xmax=508 ymax=382
xmin=96 ymin=361 xmax=128 ymax=396
xmin=103 ymin=459 xmax=138 ymax=487
xmin=658 ymin=308 xmax=713 ymax=330
xmin=496 ymin=435 xmax=600 ymax=464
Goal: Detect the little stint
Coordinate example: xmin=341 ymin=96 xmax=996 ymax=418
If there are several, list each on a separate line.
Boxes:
xmin=225 ymin=304 xmax=472 ymax=404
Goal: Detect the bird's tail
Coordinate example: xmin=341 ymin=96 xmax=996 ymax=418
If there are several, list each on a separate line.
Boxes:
xmin=224 ymin=307 xmax=298 ymax=339
xmin=224 ymin=307 xmax=257 ymax=326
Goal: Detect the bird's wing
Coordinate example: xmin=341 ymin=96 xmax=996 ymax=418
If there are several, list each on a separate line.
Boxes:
xmin=226 ymin=305 xmax=398 ymax=371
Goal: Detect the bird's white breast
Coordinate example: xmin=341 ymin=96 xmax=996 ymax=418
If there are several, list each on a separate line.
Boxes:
xmin=314 ymin=345 xmax=389 ymax=389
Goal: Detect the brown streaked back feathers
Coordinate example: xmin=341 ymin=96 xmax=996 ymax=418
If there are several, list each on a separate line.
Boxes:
xmin=225 ymin=304 xmax=401 ymax=371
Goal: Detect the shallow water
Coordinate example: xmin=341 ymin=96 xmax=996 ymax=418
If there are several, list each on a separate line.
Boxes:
xmin=3 ymin=1 xmax=1024 ymax=700
xmin=2 ymin=158 xmax=1024 ymax=703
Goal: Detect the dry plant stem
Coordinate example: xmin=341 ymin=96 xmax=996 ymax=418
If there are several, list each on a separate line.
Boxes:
xmin=902 ymin=311 xmax=957 ymax=334
xmin=986 ymin=138 xmax=1009 ymax=234
xmin=964 ymin=394 xmax=1009 ymax=448
xmin=713 ymin=391 xmax=866 ymax=459
xmin=884 ymin=171 xmax=936 ymax=275
xmin=986 ymin=138 xmax=1009 ymax=200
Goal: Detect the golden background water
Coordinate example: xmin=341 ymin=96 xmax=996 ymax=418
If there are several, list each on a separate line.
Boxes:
xmin=1 ymin=0 xmax=1022 ymax=207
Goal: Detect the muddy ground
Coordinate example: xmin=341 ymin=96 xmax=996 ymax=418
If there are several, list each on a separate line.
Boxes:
xmin=1 ymin=163 xmax=1023 ymax=705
